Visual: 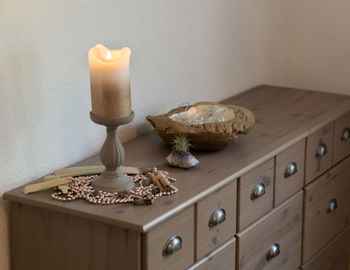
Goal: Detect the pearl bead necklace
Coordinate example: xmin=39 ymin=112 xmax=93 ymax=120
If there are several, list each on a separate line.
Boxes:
xmin=51 ymin=168 xmax=178 ymax=205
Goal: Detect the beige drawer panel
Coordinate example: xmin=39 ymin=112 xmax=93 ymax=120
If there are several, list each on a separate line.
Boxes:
xmin=188 ymin=238 xmax=235 ymax=270
xmin=196 ymin=181 xmax=236 ymax=260
xmin=238 ymin=158 xmax=274 ymax=231
xmin=143 ymin=206 xmax=194 ymax=270
xmin=275 ymin=140 xmax=305 ymax=206
xmin=237 ymin=191 xmax=303 ymax=270
xmin=302 ymin=226 xmax=350 ymax=270
xmin=333 ymin=111 xmax=350 ymax=165
xmin=303 ymin=156 xmax=350 ymax=263
xmin=305 ymin=122 xmax=334 ymax=184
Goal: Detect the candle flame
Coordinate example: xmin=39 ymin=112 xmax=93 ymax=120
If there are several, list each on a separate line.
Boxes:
xmin=106 ymin=51 xmax=112 ymax=61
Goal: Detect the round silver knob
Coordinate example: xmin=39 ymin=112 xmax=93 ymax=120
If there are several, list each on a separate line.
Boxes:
xmin=163 ymin=235 xmax=182 ymax=256
xmin=251 ymin=183 xmax=265 ymax=200
xmin=316 ymin=143 xmax=327 ymax=158
xmin=266 ymin=243 xmax=280 ymax=260
xmin=327 ymin=199 xmax=338 ymax=213
xmin=341 ymin=128 xmax=350 ymax=141
xmin=284 ymin=162 xmax=297 ymax=178
xmin=208 ymin=208 xmax=226 ymax=227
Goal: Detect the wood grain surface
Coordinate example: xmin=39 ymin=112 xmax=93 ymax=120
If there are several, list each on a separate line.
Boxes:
xmin=305 ymin=122 xmax=334 ymax=184
xmin=238 ymin=158 xmax=274 ymax=231
xmin=11 ymin=203 xmax=140 ymax=270
xmin=188 ymin=237 xmax=235 ymax=270
xmin=4 ymin=85 xmax=350 ymax=232
xmin=142 ymin=206 xmax=194 ymax=270
xmin=196 ymin=181 xmax=236 ymax=260
xmin=301 ymin=225 xmax=350 ymax=270
xmin=333 ymin=111 xmax=350 ymax=165
xmin=237 ymin=191 xmax=303 ymax=270
xmin=274 ymin=139 xmax=305 ymax=206
xmin=302 ymin=156 xmax=350 ymax=263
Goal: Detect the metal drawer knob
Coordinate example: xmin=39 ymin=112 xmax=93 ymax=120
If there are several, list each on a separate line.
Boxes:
xmin=316 ymin=143 xmax=327 ymax=158
xmin=163 ymin=235 xmax=182 ymax=256
xmin=266 ymin=243 xmax=280 ymax=260
xmin=251 ymin=182 xmax=265 ymax=200
xmin=208 ymin=208 xmax=226 ymax=227
xmin=327 ymin=199 xmax=338 ymax=213
xmin=341 ymin=128 xmax=350 ymax=141
xmin=284 ymin=162 xmax=297 ymax=178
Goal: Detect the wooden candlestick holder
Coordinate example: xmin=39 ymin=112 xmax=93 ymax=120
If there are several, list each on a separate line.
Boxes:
xmin=90 ymin=111 xmax=135 ymax=192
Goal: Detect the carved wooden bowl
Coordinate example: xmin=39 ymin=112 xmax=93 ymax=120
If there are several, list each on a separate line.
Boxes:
xmin=146 ymin=102 xmax=255 ymax=150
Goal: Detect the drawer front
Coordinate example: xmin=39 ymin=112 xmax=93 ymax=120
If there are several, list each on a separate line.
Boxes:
xmin=302 ymin=226 xmax=350 ymax=270
xmin=238 ymin=158 xmax=274 ymax=231
xmin=188 ymin=238 xmax=235 ymax=270
xmin=196 ymin=181 xmax=236 ymax=259
xmin=303 ymin=156 xmax=350 ymax=263
xmin=305 ymin=122 xmax=334 ymax=184
xmin=144 ymin=207 xmax=194 ymax=270
xmin=333 ymin=111 xmax=350 ymax=165
xmin=275 ymin=140 xmax=305 ymax=206
xmin=237 ymin=191 xmax=303 ymax=270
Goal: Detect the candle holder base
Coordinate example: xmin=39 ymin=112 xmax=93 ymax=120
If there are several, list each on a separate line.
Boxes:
xmin=90 ymin=111 xmax=135 ymax=193
xmin=91 ymin=174 xmax=135 ymax=193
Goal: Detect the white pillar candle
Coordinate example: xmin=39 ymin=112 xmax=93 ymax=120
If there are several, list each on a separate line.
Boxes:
xmin=88 ymin=44 xmax=132 ymax=118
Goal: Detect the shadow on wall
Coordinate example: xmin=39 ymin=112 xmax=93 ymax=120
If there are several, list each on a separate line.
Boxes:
xmin=0 ymin=197 xmax=10 ymax=270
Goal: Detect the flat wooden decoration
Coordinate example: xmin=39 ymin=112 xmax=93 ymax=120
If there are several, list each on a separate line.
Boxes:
xmin=53 ymin=165 xmax=140 ymax=177
xmin=24 ymin=178 xmax=68 ymax=194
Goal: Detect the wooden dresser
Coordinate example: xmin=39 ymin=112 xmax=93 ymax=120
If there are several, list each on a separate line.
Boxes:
xmin=4 ymin=85 xmax=350 ymax=270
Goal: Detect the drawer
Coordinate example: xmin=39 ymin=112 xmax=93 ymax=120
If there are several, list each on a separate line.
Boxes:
xmin=275 ymin=140 xmax=305 ymax=206
xmin=302 ymin=226 xmax=350 ymax=270
xmin=303 ymin=156 xmax=350 ymax=263
xmin=188 ymin=238 xmax=235 ymax=270
xmin=238 ymin=158 xmax=274 ymax=231
xmin=333 ymin=111 xmax=350 ymax=165
xmin=143 ymin=206 xmax=194 ymax=270
xmin=237 ymin=191 xmax=303 ymax=270
xmin=196 ymin=181 xmax=236 ymax=260
xmin=305 ymin=122 xmax=334 ymax=184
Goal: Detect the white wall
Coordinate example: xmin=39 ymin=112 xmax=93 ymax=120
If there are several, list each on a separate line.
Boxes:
xmin=0 ymin=1 xmax=288 ymax=267
xmin=286 ymin=0 xmax=350 ymax=94
xmin=1 ymin=0 xmax=349 ymax=269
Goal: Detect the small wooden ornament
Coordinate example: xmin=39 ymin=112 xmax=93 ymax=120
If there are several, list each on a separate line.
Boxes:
xmin=146 ymin=172 xmax=171 ymax=192
xmin=24 ymin=177 xmax=68 ymax=195
xmin=57 ymin=185 xmax=69 ymax=194
xmin=53 ymin=165 xmax=140 ymax=178
xmin=146 ymin=172 xmax=164 ymax=191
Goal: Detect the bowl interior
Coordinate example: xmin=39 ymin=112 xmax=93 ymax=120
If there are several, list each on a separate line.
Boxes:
xmin=169 ymin=104 xmax=235 ymax=125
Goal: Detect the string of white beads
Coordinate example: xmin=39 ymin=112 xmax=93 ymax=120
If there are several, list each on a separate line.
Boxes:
xmin=51 ymin=168 xmax=178 ymax=205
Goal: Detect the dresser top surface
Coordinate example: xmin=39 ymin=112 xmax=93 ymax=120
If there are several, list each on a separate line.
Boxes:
xmin=4 ymin=85 xmax=350 ymax=232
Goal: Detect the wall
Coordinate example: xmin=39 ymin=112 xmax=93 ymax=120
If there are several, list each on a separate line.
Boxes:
xmin=1 ymin=0 xmax=350 ymax=269
xmin=286 ymin=0 xmax=350 ymax=94
xmin=0 ymin=1 xmax=288 ymax=268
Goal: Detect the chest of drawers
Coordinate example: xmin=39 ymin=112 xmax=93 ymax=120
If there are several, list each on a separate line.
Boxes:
xmin=4 ymin=85 xmax=350 ymax=270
